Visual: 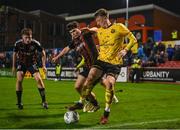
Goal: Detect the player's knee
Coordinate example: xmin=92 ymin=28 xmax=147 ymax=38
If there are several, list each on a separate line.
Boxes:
xmin=106 ymin=82 xmax=114 ymax=90
xmin=17 ymin=79 xmax=23 ymax=84
xmin=35 ymin=78 xmax=40 ymax=83
xmin=34 ymin=75 xmax=41 ymax=81
xmin=74 ymin=85 xmax=82 ymax=91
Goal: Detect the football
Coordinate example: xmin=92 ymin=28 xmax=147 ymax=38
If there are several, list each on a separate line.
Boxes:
xmin=64 ymin=111 xmax=79 ymax=124
xmin=54 ymin=78 xmax=58 ymax=81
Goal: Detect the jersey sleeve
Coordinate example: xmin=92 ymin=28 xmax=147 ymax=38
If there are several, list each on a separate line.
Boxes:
xmin=34 ymin=40 xmax=43 ymax=52
xmin=36 ymin=43 xmax=43 ymax=52
xmin=118 ymin=23 xmax=130 ymax=36
xmin=125 ymin=32 xmax=137 ymax=51
xmin=13 ymin=42 xmax=19 ymax=52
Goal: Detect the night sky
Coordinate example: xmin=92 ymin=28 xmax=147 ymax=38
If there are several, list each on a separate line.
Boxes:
xmin=1 ymin=0 xmax=180 ymax=16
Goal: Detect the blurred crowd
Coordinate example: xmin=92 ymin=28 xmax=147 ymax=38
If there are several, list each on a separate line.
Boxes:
xmin=135 ymin=38 xmax=180 ymax=67
xmin=0 ymin=40 xmax=180 ymax=69
xmin=45 ymin=49 xmax=80 ymax=68
xmin=0 ymin=52 xmax=12 ymax=68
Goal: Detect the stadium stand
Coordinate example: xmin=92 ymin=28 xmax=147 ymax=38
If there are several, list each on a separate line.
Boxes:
xmin=158 ymin=61 xmax=180 ymax=68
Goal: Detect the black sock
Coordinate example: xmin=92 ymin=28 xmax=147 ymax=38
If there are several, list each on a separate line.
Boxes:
xmin=88 ymin=94 xmax=98 ymax=106
xmin=38 ymin=88 xmax=46 ymax=103
xmin=104 ymin=110 xmax=110 ymax=118
xmin=91 ymin=99 xmax=98 ymax=106
xmin=16 ymin=91 xmax=22 ymax=104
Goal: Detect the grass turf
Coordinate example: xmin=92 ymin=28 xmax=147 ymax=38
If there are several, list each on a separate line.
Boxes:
xmin=0 ymin=77 xmax=180 ymax=129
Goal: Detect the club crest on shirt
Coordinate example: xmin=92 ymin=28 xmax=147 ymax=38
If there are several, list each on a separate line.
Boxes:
xmin=111 ymin=29 xmax=115 ymax=33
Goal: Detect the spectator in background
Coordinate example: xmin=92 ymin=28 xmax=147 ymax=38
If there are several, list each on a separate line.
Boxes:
xmin=166 ymin=44 xmax=174 ymax=61
xmin=174 ymin=45 xmax=180 ymax=60
xmin=157 ymin=42 xmax=166 ymax=53
xmin=157 ymin=51 xmax=167 ymax=64
xmin=144 ymin=38 xmax=154 ymax=57
xmin=147 ymin=50 xmax=158 ymax=66
xmin=131 ymin=56 xmax=141 ymax=83
xmin=137 ymin=44 xmax=145 ymax=59
xmin=171 ymin=30 xmax=178 ymax=40
xmin=55 ymin=63 xmax=62 ymax=81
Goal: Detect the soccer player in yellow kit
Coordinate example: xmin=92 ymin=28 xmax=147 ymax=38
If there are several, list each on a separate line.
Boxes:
xmin=81 ymin=8 xmax=138 ymax=124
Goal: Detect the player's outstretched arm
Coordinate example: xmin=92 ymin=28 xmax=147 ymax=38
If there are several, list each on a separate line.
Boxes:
xmin=52 ymin=46 xmax=70 ymax=63
xmin=81 ymin=27 xmax=98 ymax=33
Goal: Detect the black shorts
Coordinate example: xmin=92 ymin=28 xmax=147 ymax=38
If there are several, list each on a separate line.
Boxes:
xmin=93 ymin=60 xmax=121 ymax=79
xmin=17 ymin=63 xmax=39 ymax=75
xmin=79 ymin=66 xmax=101 ymax=86
xmin=79 ymin=66 xmax=90 ymax=78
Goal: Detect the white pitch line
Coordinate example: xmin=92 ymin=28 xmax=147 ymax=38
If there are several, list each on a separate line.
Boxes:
xmin=84 ymin=118 xmax=180 ymax=129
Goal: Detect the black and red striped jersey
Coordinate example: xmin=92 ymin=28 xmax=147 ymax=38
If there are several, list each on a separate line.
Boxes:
xmin=68 ymin=31 xmax=98 ymax=68
xmin=13 ymin=39 xmax=43 ymax=67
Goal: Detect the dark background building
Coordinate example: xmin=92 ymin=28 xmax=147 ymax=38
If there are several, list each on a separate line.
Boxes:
xmin=66 ymin=4 xmax=180 ymax=44
xmin=0 ymin=4 xmax=180 ymax=51
xmin=0 ymin=6 xmax=66 ymax=51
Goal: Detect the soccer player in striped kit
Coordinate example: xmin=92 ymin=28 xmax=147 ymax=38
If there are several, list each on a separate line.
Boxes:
xmin=12 ymin=28 xmax=48 ymax=109
xmin=52 ymin=21 xmax=100 ymax=112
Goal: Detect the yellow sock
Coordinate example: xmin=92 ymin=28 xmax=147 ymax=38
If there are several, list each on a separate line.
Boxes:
xmin=105 ymin=89 xmax=114 ymax=109
xmin=79 ymin=96 xmax=83 ymax=103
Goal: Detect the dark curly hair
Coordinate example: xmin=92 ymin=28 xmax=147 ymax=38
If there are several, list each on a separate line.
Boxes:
xmin=66 ymin=21 xmax=79 ymax=31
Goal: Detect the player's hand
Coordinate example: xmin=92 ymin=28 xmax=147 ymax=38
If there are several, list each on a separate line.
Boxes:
xmin=118 ymin=49 xmax=127 ymax=58
xmin=52 ymin=57 xmax=58 ymax=63
xmin=42 ymin=66 xmax=47 ymax=73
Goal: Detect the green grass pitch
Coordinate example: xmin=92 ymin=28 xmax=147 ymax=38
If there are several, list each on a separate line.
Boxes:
xmin=0 ymin=77 xmax=180 ymax=129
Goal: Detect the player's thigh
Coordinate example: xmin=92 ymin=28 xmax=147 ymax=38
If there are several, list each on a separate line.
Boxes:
xmin=86 ymin=67 xmax=103 ymax=84
xmin=16 ymin=71 xmax=24 ymax=82
xmin=106 ymin=75 xmax=116 ymax=86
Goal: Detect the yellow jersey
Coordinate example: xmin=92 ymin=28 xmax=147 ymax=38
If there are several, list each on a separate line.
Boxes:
xmin=97 ymin=23 xmax=137 ymax=65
